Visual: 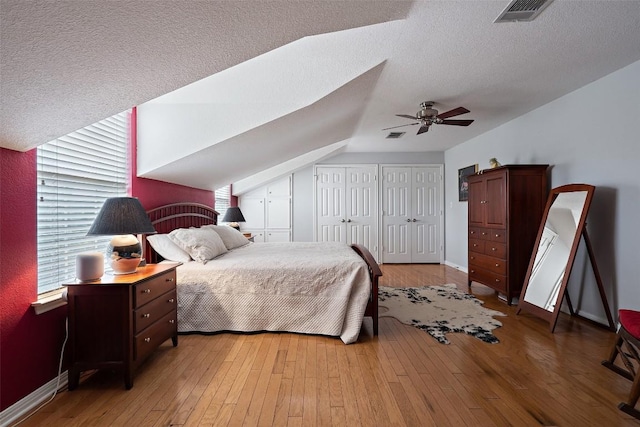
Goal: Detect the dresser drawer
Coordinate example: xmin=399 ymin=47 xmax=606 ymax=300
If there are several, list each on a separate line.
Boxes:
xmin=469 ymin=239 xmax=485 ymax=253
xmin=488 ymin=229 xmax=507 ymax=243
xmin=484 ymin=242 xmax=506 ymax=258
xmin=134 ymin=270 xmax=176 ymax=308
xmin=134 ymin=310 xmax=177 ymax=362
xmin=469 ymin=227 xmax=491 ymax=240
xmin=469 ymin=252 xmax=506 ymax=275
xmin=468 ymin=267 xmax=507 ymax=294
xmin=135 ymin=289 xmax=177 ymax=333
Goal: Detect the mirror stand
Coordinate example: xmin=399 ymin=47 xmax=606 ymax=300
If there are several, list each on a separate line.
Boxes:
xmin=516 ymin=184 xmax=616 ymax=333
xmin=550 ymin=227 xmax=615 ymax=332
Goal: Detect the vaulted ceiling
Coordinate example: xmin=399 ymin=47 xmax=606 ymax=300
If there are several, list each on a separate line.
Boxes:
xmin=2 ymin=1 xmax=639 ymax=191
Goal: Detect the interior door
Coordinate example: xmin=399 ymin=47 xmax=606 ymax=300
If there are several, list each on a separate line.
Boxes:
xmin=411 ymin=167 xmax=442 ymax=263
xmin=315 ymin=167 xmax=345 ymax=242
xmin=382 ymin=167 xmax=412 ymax=263
xmin=382 ymin=165 xmax=442 ymax=263
xmin=345 ymin=167 xmax=378 ymax=258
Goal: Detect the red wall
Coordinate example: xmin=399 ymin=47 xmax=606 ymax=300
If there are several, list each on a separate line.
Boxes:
xmin=0 ymin=148 xmax=68 ymax=410
xmin=0 ymin=109 xmax=214 ymax=410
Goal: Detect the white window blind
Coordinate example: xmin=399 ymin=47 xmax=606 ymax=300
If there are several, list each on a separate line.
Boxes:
xmin=37 ymin=111 xmax=129 ymax=293
xmin=215 ymin=185 xmax=231 ymax=221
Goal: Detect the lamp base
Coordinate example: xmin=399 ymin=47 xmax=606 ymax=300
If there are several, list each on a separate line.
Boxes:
xmin=108 ymin=235 xmax=143 ymax=274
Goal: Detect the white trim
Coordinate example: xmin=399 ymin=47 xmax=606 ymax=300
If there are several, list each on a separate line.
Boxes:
xmin=31 ymin=288 xmax=67 ymax=315
xmin=444 ymin=260 xmax=468 ymax=273
xmin=0 ymin=371 xmax=68 ymax=427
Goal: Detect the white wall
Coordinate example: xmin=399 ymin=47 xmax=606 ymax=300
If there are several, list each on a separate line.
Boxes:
xmin=292 ymin=151 xmax=445 ymax=242
xmin=445 ymin=59 xmax=640 ymax=321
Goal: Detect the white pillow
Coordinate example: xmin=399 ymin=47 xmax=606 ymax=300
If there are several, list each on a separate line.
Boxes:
xmin=168 ymin=227 xmax=228 ymax=263
xmin=147 ymin=234 xmax=192 ymax=263
xmin=204 ymin=225 xmax=250 ymax=250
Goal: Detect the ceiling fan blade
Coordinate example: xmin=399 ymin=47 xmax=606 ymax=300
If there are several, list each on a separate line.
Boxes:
xmin=437 ymin=107 xmax=470 ymax=119
xmin=382 ymin=123 xmax=419 ymax=131
xmin=440 ymin=119 xmax=474 ymax=126
xmin=396 ymin=114 xmax=418 ymax=120
xmin=417 ymin=125 xmax=430 ymax=135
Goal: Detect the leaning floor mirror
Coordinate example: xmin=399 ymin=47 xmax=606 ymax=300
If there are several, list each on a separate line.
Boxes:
xmin=516 ymin=184 xmax=615 ymax=332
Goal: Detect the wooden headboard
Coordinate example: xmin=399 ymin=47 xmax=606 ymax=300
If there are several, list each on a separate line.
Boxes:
xmin=143 ymin=202 xmax=219 ymax=264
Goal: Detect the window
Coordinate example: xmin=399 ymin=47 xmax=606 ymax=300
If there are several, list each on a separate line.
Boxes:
xmin=214 ymin=185 xmax=231 ymax=221
xmin=37 ymin=111 xmax=130 ymax=294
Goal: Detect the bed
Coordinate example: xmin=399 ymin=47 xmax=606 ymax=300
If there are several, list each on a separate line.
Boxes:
xmin=143 ymin=203 xmax=381 ymax=344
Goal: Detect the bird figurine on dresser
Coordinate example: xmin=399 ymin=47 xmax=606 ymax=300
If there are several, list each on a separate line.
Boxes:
xmin=489 ymin=158 xmax=501 ymax=168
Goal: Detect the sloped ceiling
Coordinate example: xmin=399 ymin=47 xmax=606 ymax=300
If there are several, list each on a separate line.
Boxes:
xmin=2 ymin=1 xmax=640 ymax=192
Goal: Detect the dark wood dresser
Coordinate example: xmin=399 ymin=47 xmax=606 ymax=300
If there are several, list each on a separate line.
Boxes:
xmin=66 ymin=263 xmax=179 ymax=389
xmin=467 ymin=165 xmax=548 ymax=304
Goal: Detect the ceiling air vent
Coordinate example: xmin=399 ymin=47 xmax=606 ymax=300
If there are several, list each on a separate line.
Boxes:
xmin=494 ymin=0 xmax=554 ymax=23
xmin=386 ymin=132 xmax=405 ymax=139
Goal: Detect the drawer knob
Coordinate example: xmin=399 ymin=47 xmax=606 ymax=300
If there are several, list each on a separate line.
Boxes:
xmin=142 ymin=289 xmax=151 ymax=294
xmin=169 ymin=319 xmax=175 ymax=324
xmin=142 ymin=313 xmax=150 ymax=318
xmin=470 ymin=270 xmax=475 ymax=273
xmin=144 ymin=337 xmax=151 ymax=343
xmin=495 ymin=279 xmax=500 ymax=282
xmin=473 ymin=244 xmax=477 ymax=247
xmin=168 ymin=298 xmax=175 ymax=303
xmin=495 ymin=234 xmax=500 ymax=238
xmin=470 ymin=231 xmax=475 ymax=234
xmin=491 ymin=247 xmax=496 ymax=251
xmin=482 ymin=232 xmax=487 ymax=236
xmin=495 ymin=263 xmax=500 ymax=267
xmin=166 ymin=278 xmax=175 ymax=282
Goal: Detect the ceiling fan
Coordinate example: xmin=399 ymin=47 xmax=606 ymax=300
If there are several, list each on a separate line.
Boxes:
xmin=383 ymin=101 xmax=474 ymax=135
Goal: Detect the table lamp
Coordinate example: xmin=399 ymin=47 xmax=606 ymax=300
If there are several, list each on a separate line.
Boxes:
xmin=222 ymin=207 xmax=246 ymax=231
xmin=87 ymin=197 xmax=156 ymax=274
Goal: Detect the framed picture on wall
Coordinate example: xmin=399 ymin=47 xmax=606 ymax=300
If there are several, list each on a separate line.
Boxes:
xmin=458 ymin=164 xmax=478 ymax=201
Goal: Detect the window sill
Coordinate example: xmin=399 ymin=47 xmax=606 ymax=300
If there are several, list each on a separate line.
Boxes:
xmin=31 ymin=288 xmax=67 ymax=315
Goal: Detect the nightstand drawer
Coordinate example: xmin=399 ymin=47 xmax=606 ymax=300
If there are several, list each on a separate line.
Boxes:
xmin=135 ymin=310 xmax=177 ymax=362
xmin=134 ymin=270 xmax=176 ymax=308
xmin=135 ymin=289 xmax=177 ymax=333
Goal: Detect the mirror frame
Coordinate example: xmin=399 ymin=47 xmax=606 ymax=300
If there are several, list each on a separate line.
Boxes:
xmin=516 ymin=184 xmax=613 ymax=332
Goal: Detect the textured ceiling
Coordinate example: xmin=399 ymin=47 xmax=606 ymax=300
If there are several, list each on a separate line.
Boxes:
xmin=2 ymin=0 xmax=639 ymax=191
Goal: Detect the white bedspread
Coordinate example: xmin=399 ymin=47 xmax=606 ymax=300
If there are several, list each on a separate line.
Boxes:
xmin=175 ymin=242 xmax=371 ymax=344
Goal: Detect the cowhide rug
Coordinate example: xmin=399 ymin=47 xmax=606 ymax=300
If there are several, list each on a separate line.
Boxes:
xmin=378 ymin=284 xmax=506 ymax=344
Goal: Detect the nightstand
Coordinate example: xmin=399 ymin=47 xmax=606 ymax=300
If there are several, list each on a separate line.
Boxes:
xmin=66 ymin=263 xmax=180 ymax=390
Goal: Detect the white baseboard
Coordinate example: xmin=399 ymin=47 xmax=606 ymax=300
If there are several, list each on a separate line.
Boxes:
xmin=444 ymin=260 xmax=468 ymax=273
xmin=0 ymin=371 xmax=67 ymax=427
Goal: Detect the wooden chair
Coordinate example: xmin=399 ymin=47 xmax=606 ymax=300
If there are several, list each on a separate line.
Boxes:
xmin=602 ymin=309 xmax=640 ymax=419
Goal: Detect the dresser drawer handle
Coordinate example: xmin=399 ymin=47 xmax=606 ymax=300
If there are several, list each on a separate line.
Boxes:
xmin=142 ymin=289 xmax=151 ymax=294
xmin=470 ymin=231 xmax=475 ymax=234
xmin=495 ymin=234 xmax=500 ymax=238
xmin=491 ymin=247 xmax=497 ymax=251
xmin=166 ymin=278 xmax=175 ymax=282
xmin=495 ymin=263 xmax=500 ymax=267
xmin=142 ymin=313 xmax=150 ymax=318
xmin=470 ymin=256 xmax=475 ymax=260
xmin=473 ymin=244 xmax=478 ymax=247
xmin=169 ymin=319 xmax=175 ymax=324
xmin=470 ymin=270 xmax=475 ymax=273
xmin=168 ymin=298 xmax=175 ymax=303
xmin=495 ymin=278 xmax=501 ymax=283
xmin=144 ymin=337 xmax=151 ymax=343
xmin=482 ymin=232 xmax=487 ymax=236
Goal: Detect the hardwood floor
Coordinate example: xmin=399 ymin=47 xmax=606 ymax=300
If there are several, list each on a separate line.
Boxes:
xmin=16 ymin=264 xmax=638 ymax=426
